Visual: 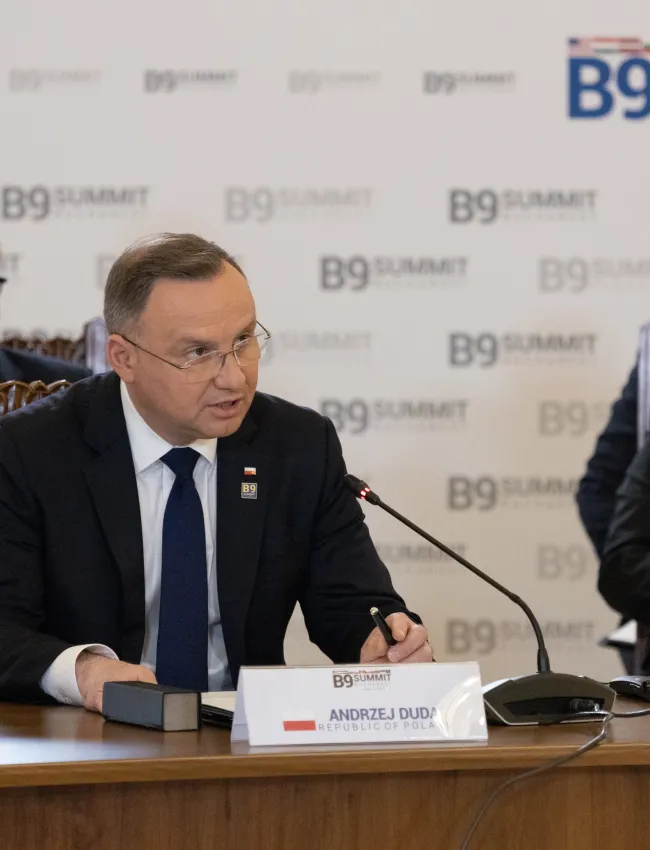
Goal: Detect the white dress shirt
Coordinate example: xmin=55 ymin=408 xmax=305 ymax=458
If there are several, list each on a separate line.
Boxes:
xmin=40 ymin=380 xmax=230 ymax=704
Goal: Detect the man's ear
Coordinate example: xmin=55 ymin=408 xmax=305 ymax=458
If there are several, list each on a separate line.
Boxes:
xmin=106 ymin=334 xmax=137 ymax=383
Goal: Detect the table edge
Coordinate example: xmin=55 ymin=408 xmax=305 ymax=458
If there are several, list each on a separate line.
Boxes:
xmin=2 ymin=740 xmax=650 ymax=789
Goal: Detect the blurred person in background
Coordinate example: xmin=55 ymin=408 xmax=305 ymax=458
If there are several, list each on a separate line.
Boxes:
xmin=0 ymin=275 xmax=90 ymax=383
xmin=577 ymin=323 xmax=650 ymax=672
xmin=598 ymin=412 xmax=650 ymax=672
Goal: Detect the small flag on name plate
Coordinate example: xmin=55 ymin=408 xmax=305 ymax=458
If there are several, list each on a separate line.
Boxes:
xmin=244 ymin=466 xmax=256 ymax=476
xmin=282 ymin=714 xmax=317 ymax=732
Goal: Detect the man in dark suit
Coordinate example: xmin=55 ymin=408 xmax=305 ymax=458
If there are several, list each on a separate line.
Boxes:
xmin=576 ymin=364 xmax=639 ymax=558
xmin=0 ymin=233 xmax=431 ymax=711
xmin=600 ymin=424 xmax=650 ymax=633
xmin=576 ymin=360 xmax=641 ymax=671
xmin=0 ymin=277 xmax=90 ymax=383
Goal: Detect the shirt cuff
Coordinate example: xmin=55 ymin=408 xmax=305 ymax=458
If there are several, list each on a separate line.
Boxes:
xmin=40 ymin=644 xmax=119 ymax=706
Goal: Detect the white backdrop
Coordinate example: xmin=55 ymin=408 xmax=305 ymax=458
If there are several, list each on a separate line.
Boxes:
xmin=2 ymin=0 xmax=649 ymax=683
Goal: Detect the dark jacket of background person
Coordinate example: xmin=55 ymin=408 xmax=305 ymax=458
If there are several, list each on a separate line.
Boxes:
xmin=576 ymin=364 xmax=639 ymax=672
xmin=0 ymin=347 xmax=90 ymax=384
xmin=576 ymin=364 xmax=639 ymax=558
xmin=600 ymin=429 xmax=650 ymax=622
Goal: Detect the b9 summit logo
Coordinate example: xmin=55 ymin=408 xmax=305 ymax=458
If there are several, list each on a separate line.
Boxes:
xmin=449 ymin=188 xmax=597 ymax=224
xmin=447 ymin=476 xmax=577 ymax=511
xmin=448 ymin=332 xmax=597 ymax=367
xmin=1 ymin=185 xmax=149 ymax=220
xmin=320 ymin=398 xmax=469 ymax=433
xmin=332 ymin=669 xmax=392 ymax=690
xmin=2 ymin=186 xmax=50 ymax=220
xmin=569 ymin=37 xmax=650 ymax=120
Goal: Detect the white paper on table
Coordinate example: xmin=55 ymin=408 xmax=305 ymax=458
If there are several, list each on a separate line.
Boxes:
xmin=602 ymin=620 xmax=637 ymax=648
xmin=201 ymin=691 xmax=237 ymax=713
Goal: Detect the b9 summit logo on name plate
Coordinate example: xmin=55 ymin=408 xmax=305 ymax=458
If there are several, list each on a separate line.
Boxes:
xmin=568 ymin=37 xmax=650 ymax=120
xmin=332 ymin=669 xmax=392 ymax=690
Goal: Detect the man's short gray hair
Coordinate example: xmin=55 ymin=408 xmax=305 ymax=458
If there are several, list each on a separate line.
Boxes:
xmin=103 ymin=233 xmax=244 ymax=336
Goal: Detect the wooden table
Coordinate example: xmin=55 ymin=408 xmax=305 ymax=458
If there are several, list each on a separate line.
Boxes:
xmin=0 ymin=701 xmax=648 ymax=849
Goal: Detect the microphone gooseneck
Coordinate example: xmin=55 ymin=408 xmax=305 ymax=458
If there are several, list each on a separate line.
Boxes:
xmin=344 ymin=473 xmax=615 ymax=725
xmin=344 ymin=474 xmax=551 ymax=673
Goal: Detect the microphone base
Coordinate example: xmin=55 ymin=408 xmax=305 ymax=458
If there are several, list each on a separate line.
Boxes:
xmin=482 ymin=672 xmax=615 ymax=725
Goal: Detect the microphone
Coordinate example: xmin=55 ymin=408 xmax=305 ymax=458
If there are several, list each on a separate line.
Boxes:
xmin=345 ymin=473 xmax=615 ymax=726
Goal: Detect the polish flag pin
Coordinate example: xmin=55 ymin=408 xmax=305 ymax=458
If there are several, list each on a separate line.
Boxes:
xmin=244 ymin=467 xmax=257 ymax=476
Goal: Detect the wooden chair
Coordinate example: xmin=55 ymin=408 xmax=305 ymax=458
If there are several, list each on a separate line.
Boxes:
xmin=0 ymin=333 xmax=85 ymax=364
xmin=1 ymin=317 xmax=108 ymax=373
xmin=0 ymin=380 xmax=71 ymax=416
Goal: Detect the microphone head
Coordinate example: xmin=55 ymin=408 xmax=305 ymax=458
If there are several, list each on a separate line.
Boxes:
xmin=344 ymin=474 xmax=381 ymax=505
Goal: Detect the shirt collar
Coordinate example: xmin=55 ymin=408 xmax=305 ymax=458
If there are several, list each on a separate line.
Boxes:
xmin=120 ymin=380 xmax=217 ymax=474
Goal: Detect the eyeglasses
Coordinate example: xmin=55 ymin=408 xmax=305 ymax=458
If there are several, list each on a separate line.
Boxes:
xmin=121 ymin=321 xmax=271 ymax=384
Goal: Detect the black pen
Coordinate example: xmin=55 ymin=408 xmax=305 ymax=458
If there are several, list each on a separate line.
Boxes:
xmin=370 ymin=606 xmax=397 ymax=647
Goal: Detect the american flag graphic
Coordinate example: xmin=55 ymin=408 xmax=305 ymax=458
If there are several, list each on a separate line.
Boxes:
xmin=568 ymin=37 xmax=650 ymax=58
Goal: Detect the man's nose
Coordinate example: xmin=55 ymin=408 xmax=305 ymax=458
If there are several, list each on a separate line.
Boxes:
xmin=213 ymin=351 xmax=247 ymax=388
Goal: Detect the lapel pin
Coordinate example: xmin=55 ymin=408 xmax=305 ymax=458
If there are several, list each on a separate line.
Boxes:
xmin=241 ymin=482 xmax=258 ymax=500
xmin=244 ymin=466 xmax=257 ymax=476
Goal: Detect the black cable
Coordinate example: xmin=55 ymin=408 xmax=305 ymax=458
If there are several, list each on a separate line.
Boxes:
xmin=612 ymin=706 xmax=650 ymax=718
xmin=459 ymin=704 xmax=650 ymax=849
xmin=459 ymin=712 xmax=611 ymax=850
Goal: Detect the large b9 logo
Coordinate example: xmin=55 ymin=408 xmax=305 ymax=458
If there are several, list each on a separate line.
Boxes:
xmin=2 ymin=186 xmax=50 ymax=221
xmin=537 ymin=545 xmax=588 ymax=581
xmin=319 ymin=256 xmax=369 ymax=291
xmin=569 ymin=55 xmax=650 ymax=120
xmin=144 ymin=71 xmax=177 ymax=93
xmin=539 ymin=258 xmax=589 ymax=292
xmin=446 ymin=619 xmax=496 ymax=655
xmin=449 ymin=189 xmax=498 ymax=224
xmin=447 ymin=477 xmax=498 ymax=511
xmin=538 ymin=401 xmax=605 ymax=437
xmin=449 ymin=333 xmax=499 ymax=367
xmin=320 ymin=399 xmax=369 ymax=434
xmin=225 ymin=188 xmax=274 ymax=222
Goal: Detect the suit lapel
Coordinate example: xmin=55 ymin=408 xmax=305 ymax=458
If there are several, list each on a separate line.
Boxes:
xmin=217 ymin=410 xmax=268 ymax=681
xmin=82 ymin=374 xmax=145 ymax=663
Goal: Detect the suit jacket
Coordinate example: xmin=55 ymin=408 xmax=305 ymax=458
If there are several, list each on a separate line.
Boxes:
xmin=575 ymin=364 xmax=641 ymax=672
xmin=576 ymin=364 xmax=638 ymax=558
xmin=0 ymin=347 xmax=90 ymax=384
xmin=0 ymin=372 xmax=417 ymax=701
xmin=600 ymin=431 xmax=650 ymax=621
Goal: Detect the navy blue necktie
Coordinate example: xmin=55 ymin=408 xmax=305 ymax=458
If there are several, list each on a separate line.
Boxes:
xmin=156 ymin=448 xmax=209 ymax=692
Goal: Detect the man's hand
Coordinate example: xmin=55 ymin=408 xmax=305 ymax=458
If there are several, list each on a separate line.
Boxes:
xmin=360 ymin=613 xmax=434 ymax=664
xmin=75 ymin=651 xmax=157 ymax=713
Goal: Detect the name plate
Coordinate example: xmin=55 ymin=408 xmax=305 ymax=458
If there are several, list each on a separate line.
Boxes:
xmin=231 ymin=662 xmax=487 ymax=746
